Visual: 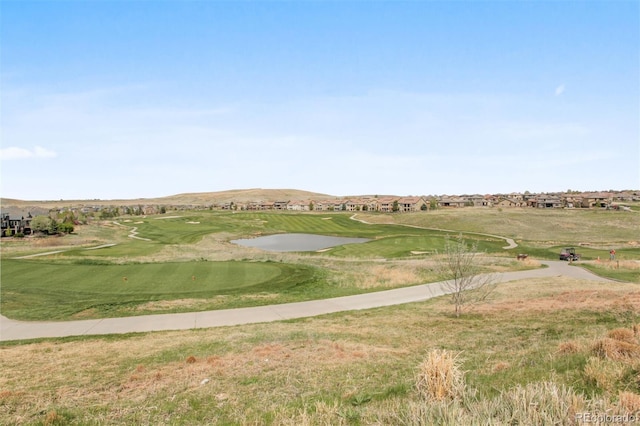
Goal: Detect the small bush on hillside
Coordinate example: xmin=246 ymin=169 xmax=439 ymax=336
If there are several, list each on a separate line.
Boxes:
xmin=592 ymin=337 xmax=640 ymax=361
xmin=583 ymin=357 xmax=626 ymax=392
xmin=607 ymin=327 xmax=638 ymax=344
xmin=556 ymin=340 xmax=581 ymax=355
xmin=415 ymin=349 xmax=465 ymax=402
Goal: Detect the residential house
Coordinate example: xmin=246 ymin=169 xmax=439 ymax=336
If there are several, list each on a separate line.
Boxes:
xmin=467 ymin=195 xmax=490 ymax=207
xmin=287 ymin=200 xmax=312 ymax=211
xmin=533 ymin=195 xmax=564 ymax=208
xmin=345 ymin=199 xmax=371 ymax=212
xmin=273 ymin=201 xmax=289 ymax=210
xmin=437 ymin=196 xmax=468 ymax=208
xmin=377 ymin=197 xmax=398 ymax=212
xmin=259 ymin=201 xmax=275 ymax=210
xmin=495 ymin=197 xmax=524 ymax=208
xmin=1 ymin=213 xmax=32 ymax=236
xmin=397 ymin=196 xmax=428 ymax=212
xmin=580 ymin=192 xmax=613 ymax=208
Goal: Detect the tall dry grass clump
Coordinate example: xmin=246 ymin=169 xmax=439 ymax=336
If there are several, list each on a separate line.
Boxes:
xmin=618 ymin=391 xmax=640 ymax=413
xmin=556 ymin=340 xmax=581 ymax=355
xmin=380 ymin=381 xmax=588 ymax=425
xmin=607 ymin=327 xmax=638 ymax=344
xmin=415 ymin=349 xmax=465 ymax=402
xmin=583 ymin=357 xmax=626 ymax=392
xmin=591 ymin=337 xmax=640 ymax=361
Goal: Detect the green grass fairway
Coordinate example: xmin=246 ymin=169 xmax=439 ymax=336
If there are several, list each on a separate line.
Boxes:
xmin=0 ymin=259 xmax=321 ymax=320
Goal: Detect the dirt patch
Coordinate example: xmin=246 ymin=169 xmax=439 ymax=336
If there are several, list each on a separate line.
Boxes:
xmin=71 ymin=308 xmax=99 ymax=319
xmin=134 ymin=299 xmax=220 ymax=312
xmin=471 ymin=284 xmax=640 ymax=315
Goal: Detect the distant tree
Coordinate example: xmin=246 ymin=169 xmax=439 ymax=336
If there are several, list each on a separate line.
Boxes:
xmin=58 ymin=222 xmax=74 ymax=234
xmin=308 ymin=202 xmax=314 ymax=211
xmin=100 ymin=209 xmax=114 ymax=219
xmin=31 ymin=215 xmax=53 ymax=234
xmin=159 ymin=206 xmax=167 ymax=214
xmin=392 ymin=200 xmax=399 ymax=212
xmin=436 ymin=235 xmax=496 ymax=318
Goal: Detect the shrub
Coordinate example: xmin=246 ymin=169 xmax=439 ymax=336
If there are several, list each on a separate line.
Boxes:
xmin=607 ymin=328 xmax=637 ymax=344
xmin=557 ymin=340 xmax=581 ymax=355
xmin=415 ymin=349 xmax=465 ymax=402
xmin=592 ymin=338 xmax=640 ymax=361
xmin=583 ymin=357 xmax=626 ymax=392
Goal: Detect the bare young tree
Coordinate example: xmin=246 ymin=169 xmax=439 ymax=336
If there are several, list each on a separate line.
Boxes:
xmin=436 ymin=235 xmax=496 ymax=317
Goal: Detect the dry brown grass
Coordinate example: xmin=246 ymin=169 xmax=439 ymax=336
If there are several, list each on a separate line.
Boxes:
xmin=556 ymin=341 xmax=581 ymax=355
xmin=492 ymin=361 xmax=510 ymax=373
xmin=2 ymin=274 xmax=640 ymax=424
xmin=329 ymin=261 xmax=432 ymax=290
xmin=619 ymin=391 xmax=640 ymax=413
xmin=607 ymin=327 xmax=638 ymax=344
xmin=133 ymin=298 xmax=219 ymax=312
xmin=591 ymin=338 xmax=640 ymax=361
xmin=468 ymin=276 xmax=640 ymax=316
xmin=415 ymin=349 xmax=465 ymax=402
xmin=583 ymin=357 xmax=626 ymax=392
xmin=592 ymin=260 xmax=640 ymax=270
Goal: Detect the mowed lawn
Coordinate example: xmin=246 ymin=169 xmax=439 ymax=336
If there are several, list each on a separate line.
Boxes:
xmin=0 ymin=259 xmax=311 ymax=321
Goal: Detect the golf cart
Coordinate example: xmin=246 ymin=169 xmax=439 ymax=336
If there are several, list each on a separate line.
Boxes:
xmin=559 ymin=247 xmax=581 ymax=261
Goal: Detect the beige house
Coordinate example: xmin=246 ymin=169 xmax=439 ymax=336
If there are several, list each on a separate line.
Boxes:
xmin=438 ymin=197 xmax=467 ymax=208
xmin=397 ymin=197 xmax=428 ymax=212
xmin=495 ymin=197 xmax=524 ymax=208
xmin=287 ymin=200 xmax=312 ymax=211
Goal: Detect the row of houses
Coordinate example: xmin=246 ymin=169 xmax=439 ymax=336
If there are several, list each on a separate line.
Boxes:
xmin=71 ymin=192 xmax=627 ymax=214
xmin=4 ymin=192 xmax=636 ymax=236
xmin=218 ymin=196 xmax=430 ymax=212
xmin=215 ymin=192 xmax=631 ymax=212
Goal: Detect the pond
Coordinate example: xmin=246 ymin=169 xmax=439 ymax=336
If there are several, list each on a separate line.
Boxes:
xmin=231 ymin=233 xmax=371 ymax=252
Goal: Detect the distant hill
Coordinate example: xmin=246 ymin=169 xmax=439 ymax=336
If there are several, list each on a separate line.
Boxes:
xmin=0 ymin=188 xmax=335 ymax=210
xmin=161 ymin=188 xmax=334 ymax=204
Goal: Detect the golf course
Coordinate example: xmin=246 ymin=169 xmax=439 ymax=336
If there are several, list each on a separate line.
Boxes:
xmin=1 ymin=206 xmax=639 ymax=424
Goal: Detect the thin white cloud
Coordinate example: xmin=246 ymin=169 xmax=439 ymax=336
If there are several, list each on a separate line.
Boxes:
xmin=555 ymin=84 xmax=565 ymax=96
xmin=0 ymin=146 xmax=57 ymax=160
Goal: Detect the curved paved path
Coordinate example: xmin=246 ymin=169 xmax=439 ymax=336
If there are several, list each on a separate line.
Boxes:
xmin=0 ymin=261 xmax=613 ymax=342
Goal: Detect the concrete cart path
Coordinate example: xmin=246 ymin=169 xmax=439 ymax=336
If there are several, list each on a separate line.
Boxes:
xmin=0 ymin=261 xmax=613 ymax=342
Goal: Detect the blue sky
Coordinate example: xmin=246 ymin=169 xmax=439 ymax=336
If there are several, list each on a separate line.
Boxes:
xmin=1 ymin=1 xmax=638 ymax=200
